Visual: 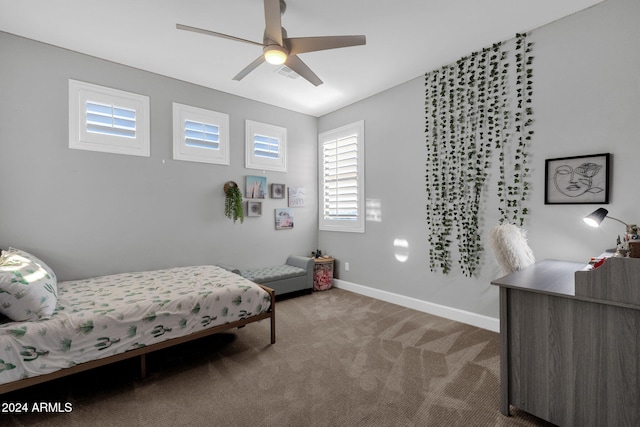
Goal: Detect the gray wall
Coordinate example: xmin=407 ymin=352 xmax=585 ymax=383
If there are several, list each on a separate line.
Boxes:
xmin=318 ymin=0 xmax=640 ymax=318
xmin=0 ymin=32 xmax=318 ymax=281
xmin=2 ymin=0 xmax=638 ymax=322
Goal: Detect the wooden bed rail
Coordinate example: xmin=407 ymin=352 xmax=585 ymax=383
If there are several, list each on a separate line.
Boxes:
xmin=0 ymin=285 xmax=275 ymax=395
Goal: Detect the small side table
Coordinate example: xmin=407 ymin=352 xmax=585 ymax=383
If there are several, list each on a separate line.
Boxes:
xmin=312 ymin=257 xmax=334 ymax=291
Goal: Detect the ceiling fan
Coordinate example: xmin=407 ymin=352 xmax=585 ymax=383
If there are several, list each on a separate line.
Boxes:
xmin=176 ymin=0 xmax=366 ymax=86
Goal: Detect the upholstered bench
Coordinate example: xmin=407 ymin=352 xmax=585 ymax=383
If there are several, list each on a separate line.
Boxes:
xmin=218 ymin=255 xmax=313 ymax=297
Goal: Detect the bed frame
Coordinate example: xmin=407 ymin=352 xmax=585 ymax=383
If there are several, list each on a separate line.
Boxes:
xmin=0 ymin=285 xmax=275 ymax=395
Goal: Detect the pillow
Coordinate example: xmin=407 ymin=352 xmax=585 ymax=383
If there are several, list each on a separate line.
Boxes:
xmin=0 ymin=248 xmax=58 ymax=321
xmin=488 ymin=223 xmax=535 ymax=275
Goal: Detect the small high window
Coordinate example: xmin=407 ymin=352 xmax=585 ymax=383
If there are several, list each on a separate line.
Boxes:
xmin=245 ymin=120 xmax=287 ymax=172
xmin=173 ymin=103 xmax=229 ymax=165
xmin=68 ymin=80 xmax=150 ymax=157
xmin=86 ymin=102 xmax=136 ymax=138
xmin=253 ymin=135 xmax=280 ymax=159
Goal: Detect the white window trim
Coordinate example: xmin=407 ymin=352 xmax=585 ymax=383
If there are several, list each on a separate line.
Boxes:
xmin=172 ymin=103 xmax=230 ymax=165
xmin=69 ymin=79 xmax=150 ymax=157
xmin=318 ymin=120 xmax=365 ymax=233
xmin=245 ymin=120 xmax=287 ymax=172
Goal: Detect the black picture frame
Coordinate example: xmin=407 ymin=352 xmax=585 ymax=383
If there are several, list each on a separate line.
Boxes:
xmin=544 ymin=153 xmax=610 ymax=204
xmin=271 ymin=183 xmax=285 ymax=199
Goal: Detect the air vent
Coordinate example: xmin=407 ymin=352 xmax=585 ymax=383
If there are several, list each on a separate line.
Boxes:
xmin=275 ymin=65 xmax=300 ymax=80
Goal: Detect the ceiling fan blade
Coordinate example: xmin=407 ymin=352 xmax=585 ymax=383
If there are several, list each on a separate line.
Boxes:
xmin=285 ymin=55 xmax=323 ymax=86
xmin=233 ymin=55 xmax=266 ymax=81
xmin=287 ymin=35 xmax=366 ymax=55
xmin=176 ymin=24 xmax=263 ymax=47
xmin=264 ymin=0 xmax=283 ymax=45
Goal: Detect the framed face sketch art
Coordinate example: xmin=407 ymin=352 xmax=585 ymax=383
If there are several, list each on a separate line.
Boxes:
xmin=544 ymin=153 xmax=610 ymax=204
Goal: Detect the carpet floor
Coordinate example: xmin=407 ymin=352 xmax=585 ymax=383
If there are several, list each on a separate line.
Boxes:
xmin=2 ymin=288 xmax=554 ymax=426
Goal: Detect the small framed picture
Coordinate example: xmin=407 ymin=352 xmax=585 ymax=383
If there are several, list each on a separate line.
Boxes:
xmin=247 ymin=201 xmax=262 ymax=217
xmin=275 ymin=208 xmax=294 ymax=230
xmin=544 ymin=153 xmax=610 ymax=204
xmin=245 ymin=175 xmax=267 ymax=199
xmin=288 ymin=186 xmax=305 ymax=207
xmin=271 ymin=183 xmax=285 ymax=199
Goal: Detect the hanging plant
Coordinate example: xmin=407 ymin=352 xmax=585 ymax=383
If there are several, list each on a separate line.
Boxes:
xmin=499 ymin=33 xmax=533 ymax=227
xmin=517 ymin=32 xmax=533 ymax=225
xmin=224 ymin=181 xmax=244 ymax=224
xmin=425 ymin=33 xmax=534 ymax=276
xmin=425 ymin=67 xmax=452 ymax=273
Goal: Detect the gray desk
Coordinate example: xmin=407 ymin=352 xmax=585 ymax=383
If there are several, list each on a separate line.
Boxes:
xmin=492 ymin=258 xmax=640 ymax=426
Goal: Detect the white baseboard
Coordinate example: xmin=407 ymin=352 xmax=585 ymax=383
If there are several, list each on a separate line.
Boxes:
xmin=332 ymin=279 xmax=500 ymax=333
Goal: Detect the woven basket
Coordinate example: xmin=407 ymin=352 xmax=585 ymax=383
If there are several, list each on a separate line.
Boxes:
xmin=223 ymin=181 xmax=238 ymax=195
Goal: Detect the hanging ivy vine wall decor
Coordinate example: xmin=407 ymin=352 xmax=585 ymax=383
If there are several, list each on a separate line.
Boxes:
xmin=425 ymin=33 xmax=533 ymax=276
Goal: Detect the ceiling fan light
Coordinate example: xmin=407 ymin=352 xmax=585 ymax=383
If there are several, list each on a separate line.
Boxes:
xmin=264 ymin=45 xmax=287 ymax=65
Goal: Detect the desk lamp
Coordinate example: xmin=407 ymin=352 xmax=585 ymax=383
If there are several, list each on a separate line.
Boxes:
xmin=583 ymin=208 xmax=636 ymax=233
xmin=584 ymin=208 xmax=639 ymax=256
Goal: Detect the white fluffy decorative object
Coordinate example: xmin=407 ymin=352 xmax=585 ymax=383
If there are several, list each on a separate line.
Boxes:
xmin=489 ymin=223 xmax=535 ymax=275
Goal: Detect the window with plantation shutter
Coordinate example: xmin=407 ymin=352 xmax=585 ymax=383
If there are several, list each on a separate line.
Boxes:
xmin=253 ymin=135 xmax=280 ymax=159
xmin=319 ymin=121 xmax=365 ymax=233
xmin=86 ymin=102 xmax=136 ymax=138
xmin=245 ymin=120 xmax=287 ymax=172
xmin=173 ymin=103 xmax=229 ymax=165
xmin=185 ymin=120 xmax=219 ymax=150
xmin=69 ymin=80 xmax=150 ymax=157
xmin=323 ymin=135 xmax=358 ymax=219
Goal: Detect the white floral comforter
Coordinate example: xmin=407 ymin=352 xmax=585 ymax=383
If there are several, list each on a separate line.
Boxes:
xmin=0 ymin=265 xmax=271 ymax=386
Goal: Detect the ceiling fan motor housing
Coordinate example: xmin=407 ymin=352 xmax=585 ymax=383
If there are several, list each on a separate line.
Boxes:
xmin=263 ymin=26 xmax=289 ymax=64
xmin=263 ymin=43 xmax=288 ymax=64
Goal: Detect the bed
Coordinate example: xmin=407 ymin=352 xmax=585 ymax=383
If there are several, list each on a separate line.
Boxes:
xmin=0 ymin=248 xmax=275 ymax=394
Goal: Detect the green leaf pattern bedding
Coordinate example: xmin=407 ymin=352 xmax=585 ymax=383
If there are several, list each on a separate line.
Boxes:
xmin=0 ymin=265 xmax=271 ymax=385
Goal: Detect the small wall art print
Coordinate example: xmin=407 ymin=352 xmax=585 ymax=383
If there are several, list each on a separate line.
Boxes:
xmin=288 ymin=186 xmax=305 ymax=207
xmin=247 ymin=201 xmax=262 ymax=217
xmin=271 ymin=183 xmax=285 ymax=199
xmin=275 ymin=208 xmax=294 ymax=230
xmin=245 ymin=175 xmax=267 ymax=199
xmin=544 ymin=153 xmax=610 ymax=204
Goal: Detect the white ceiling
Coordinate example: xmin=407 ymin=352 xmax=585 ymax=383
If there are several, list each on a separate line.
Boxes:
xmin=0 ymin=0 xmax=602 ymax=117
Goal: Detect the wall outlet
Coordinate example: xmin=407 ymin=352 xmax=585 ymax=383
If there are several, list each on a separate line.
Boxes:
xmin=345 ymin=262 xmax=350 ymax=271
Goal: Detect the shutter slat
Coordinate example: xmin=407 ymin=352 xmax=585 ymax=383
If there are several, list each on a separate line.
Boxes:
xmin=254 ymin=134 xmax=280 ymax=159
xmin=184 ymin=120 xmax=220 ymax=151
xmin=322 ymin=134 xmax=360 ymax=221
xmin=86 ymin=101 xmax=136 ymax=139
